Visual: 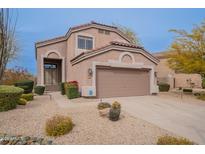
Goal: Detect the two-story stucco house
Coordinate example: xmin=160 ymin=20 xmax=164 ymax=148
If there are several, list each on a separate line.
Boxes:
xmin=35 ymin=21 xmax=159 ymax=98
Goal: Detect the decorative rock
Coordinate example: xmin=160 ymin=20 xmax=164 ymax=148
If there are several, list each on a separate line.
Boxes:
xmin=99 ymin=108 xmax=110 ymax=117
xmin=1 ymin=140 xmax=9 ymax=145
xmin=32 ymin=137 xmax=38 ymax=142
xmin=47 ymin=140 xmax=53 ymax=145
xmin=37 ymin=138 xmax=44 ymax=144
xmin=0 ymin=133 xmax=53 ymax=145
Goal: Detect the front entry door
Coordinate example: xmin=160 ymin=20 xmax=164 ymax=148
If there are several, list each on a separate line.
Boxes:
xmin=44 ymin=63 xmax=59 ymax=90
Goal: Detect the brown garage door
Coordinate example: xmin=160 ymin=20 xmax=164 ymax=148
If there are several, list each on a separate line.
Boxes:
xmin=96 ymin=67 xmax=150 ymax=98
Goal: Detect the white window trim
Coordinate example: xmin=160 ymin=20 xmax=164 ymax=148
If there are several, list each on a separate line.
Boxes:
xmin=75 ymin=33 xmax=95 ymax=56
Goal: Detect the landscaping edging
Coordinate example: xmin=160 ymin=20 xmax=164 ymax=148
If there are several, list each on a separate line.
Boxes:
xmin=0 ymin=133 xmax=53 ymax=145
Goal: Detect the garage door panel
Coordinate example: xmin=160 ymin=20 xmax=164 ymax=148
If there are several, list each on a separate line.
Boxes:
xmin=96 ymin=67 xmax=150 ymax=98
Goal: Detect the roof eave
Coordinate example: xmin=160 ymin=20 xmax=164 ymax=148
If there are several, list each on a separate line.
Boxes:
xmin=71 ymin=44 xmax=159 ymax=65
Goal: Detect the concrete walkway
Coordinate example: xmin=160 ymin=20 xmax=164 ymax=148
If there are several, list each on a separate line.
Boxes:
xmin=102 ymin=94 xmax=205 ymax=144
xmin=51 ymin=92 xmax=98 ymax=108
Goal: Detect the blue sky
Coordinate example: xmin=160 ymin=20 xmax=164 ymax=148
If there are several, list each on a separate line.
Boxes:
xmin=8 ymin=8 xmax=205 ymax=75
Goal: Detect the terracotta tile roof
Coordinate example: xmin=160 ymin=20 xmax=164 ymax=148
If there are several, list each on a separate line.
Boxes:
xmin=70 ymin=43 xmax=112 ymax=62
xmin=110 ymin=41 xmax=144 ymax=49
xmin=36 ymin=21 xmax=119 ymax=47
xmin=70 ymin=21 xmax=117 ymax=31
xmin=90 ymin=21 xmax=117 ymax=29
xmin=35 ymin=35 xmax=66 ymax=46
xmin=70 ymin=41 xmax=159 ymax=63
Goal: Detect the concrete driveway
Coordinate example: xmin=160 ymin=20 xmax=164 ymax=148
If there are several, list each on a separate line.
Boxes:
xmin=103 ymin=94 xmax=205 ymax=144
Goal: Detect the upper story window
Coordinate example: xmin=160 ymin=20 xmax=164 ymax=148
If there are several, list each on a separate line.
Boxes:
xmin=77 ymin=35 xmax=93 ymax=50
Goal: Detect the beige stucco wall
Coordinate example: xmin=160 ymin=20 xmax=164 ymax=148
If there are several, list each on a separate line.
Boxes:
xmin=155 ymin=57 xmax=202 ymax=88
xmin=175 ymin=74 xmax=202 ymax=88
xmin=70 ymin=50 xmax=157 ymax=89
xmin=66 ymin=27 xmax=130 ymax=82
xmin=36 ymin=27 xmax=130 ymax=86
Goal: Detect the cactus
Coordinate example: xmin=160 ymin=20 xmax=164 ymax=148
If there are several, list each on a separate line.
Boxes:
xmin=109 ymin=108 xmax=121 ymax=121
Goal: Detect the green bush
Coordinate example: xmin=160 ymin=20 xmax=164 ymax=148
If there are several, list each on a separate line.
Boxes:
xmin=158 ymin=83 xmax=170 ymax=92
xmin=34 ymin=86 xmax=45 ymax=95
xmin=14 ymin=80 xmax=34 ymax=94
xmin=60 ymin=82 xmax=65 ymax=95
xmin=202 ymin=78 xmax=205 ymax=89
xmin=0 ymin=85 xmax=24 ymax=112
xmin=157 ymin=136 xmax=194 ymax=145
xmin=66 ymin=87 xmax=80 ymax=99
xmin=18 ymin=98 xmax=27 ymax=105
xmin=21 ymin=93 xmax=34 ymax=101
xmin=45 ymin=115 xmax=73 ymax=136
xmin=97 ymin=102 xmax=111 ymax=110
xmin=183 ymin=88 xmax=193 ymax=93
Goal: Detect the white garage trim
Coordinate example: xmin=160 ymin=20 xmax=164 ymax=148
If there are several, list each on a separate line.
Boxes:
xmin=90 ymin=60 xmax=156 ymax=97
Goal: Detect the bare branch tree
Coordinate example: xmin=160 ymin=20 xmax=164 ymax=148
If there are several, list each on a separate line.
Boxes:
xmin=0 ymin=8 xmax=18 ymax=82
xmin=113 ymin=23 xmax=141 ymax=46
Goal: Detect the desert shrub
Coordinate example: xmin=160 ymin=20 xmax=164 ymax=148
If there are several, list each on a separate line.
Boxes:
xmin=202 ymin=78 xmax=205 ymax=89
xmin=15 ymin=80 xmax=34 ymax=94
xmin=18 ymin=98 xmax=27 ymax=105
xmin=109 ymin=101 xmax=121 ymax=121
xmin=66 ymin=87 xmax=80 ymax=99
xmin=111 ymin=101 xmax=121 ymax=110
xmin=0 ymin=85 xmax=24 ymax=112
xmin=34 ymin=86 xmax=45 ymax=95
xmin=0 ymin=66 xmax=34 ymax=85
xmin=67 ymin=81 xmax=78 ymax=88
xmin=157 ymin=136 xmax=194 ymax=145
xmin=97 ymin=102 xmax=111 ymax=110
xmin=197 ymin=94 xmax=205 ymax=101
xmin=45 ymin=115 xmax=73 ymax=136
xmin=64 ymin=81 xmax=78 ymax=95
xmin=21 ymin=93 xmax=34 ymax=101
xmin=158 ymin=83 xmax=170 ymax=92
xmin=65 ymin=81 xmax=80 ymax=99
xmin=60 ymin=82 xmax=65 ymax=95
xmin=109 ymin=108 xmax=121 ymax=121
xmin=183 ymin=88 xmax=193 ymax=93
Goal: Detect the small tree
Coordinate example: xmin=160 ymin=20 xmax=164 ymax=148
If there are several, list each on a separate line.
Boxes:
xmin=167 ymin=19 xmax=205 ymax=78
xmin=0 ymin=9 xmax=18 ymax=82
xmin=113 ymin=23 xmax=141 ymax=45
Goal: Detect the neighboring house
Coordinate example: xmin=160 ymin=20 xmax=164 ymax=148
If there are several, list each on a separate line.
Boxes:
xmin=35 ymin=21 xmax=159 ymax=98
xmin=154 ymin=51 xmax=202 ymax=89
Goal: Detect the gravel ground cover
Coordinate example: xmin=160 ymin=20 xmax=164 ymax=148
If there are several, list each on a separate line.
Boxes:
xmin=0 ymin=95 xmax=174 ymax=144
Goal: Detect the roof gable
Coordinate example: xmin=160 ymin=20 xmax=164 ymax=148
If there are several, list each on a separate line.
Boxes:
xmin=35 ymin=21 xmax=131 ymax=48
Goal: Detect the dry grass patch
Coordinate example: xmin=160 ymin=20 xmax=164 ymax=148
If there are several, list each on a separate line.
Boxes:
xmin=157 ymin=135 xmax=194 ymax=145
xmin=45 ymin=115 xmax=74 ymax=137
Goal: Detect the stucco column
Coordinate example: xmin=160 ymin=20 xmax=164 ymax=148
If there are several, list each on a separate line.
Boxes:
xmin=40 ymin=55 xmax=44 ymax=86
xmin=62 ymin=57 xmax=65 ymax=82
